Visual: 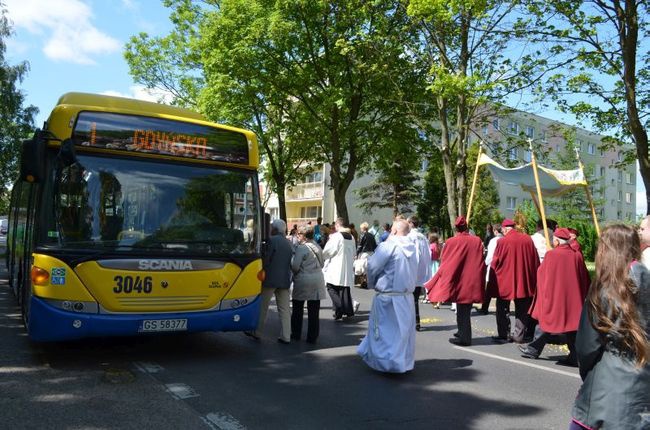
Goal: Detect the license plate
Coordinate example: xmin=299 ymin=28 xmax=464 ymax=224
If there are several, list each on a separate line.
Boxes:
xmin=139 ymin=319 xmax=188 ymax=332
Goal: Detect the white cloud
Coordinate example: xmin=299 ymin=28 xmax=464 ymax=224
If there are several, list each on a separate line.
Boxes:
xmin=120 ymin=0 xmax=138 ymax=11
xmin=100 ymin=85 xmax=175 ymax=104
xmin=4 ymin=0 xmax=120 ymax=65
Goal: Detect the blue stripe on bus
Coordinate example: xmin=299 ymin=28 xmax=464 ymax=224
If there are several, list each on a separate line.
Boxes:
xmin=27 ymin=295 xmax=261 ymax=342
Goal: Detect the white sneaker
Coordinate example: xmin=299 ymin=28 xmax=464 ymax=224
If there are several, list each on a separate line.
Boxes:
xmin=353 ymin=300 xmax=360 ymax=313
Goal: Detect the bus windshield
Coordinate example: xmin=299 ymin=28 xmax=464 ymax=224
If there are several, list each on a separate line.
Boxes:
xmin=43 ymin=154 xmax=260 ymax=255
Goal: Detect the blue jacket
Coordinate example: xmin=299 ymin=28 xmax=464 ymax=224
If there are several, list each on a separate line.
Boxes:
xmin=262 ymin=234 xmax=293 ymax=289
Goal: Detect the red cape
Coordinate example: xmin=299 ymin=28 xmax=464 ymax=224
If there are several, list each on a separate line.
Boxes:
xmin=489 ymin=230 xmax=539 ymax=300
xmin=529 ymin=244 xmax=590 ymax=333
xmin=424 ymin=232 xmax=485 ymax=304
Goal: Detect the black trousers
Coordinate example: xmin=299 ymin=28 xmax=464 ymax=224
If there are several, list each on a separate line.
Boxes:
xmin=413 ymin=286 xmax=422 ymax=328
xmin=495 ymin=297 xmax=534 ymax=342
xmin=291 ymin=300 xmax=320 ymax=342
xmin=528 ymin=327 xmax=577 ymax=359
xmin=326 ymin=284 xmax=354 ymax=317
xmin=456 ymin=303 xmax=473 ymax=345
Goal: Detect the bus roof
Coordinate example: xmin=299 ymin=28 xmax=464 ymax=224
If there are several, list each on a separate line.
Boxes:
xmin=56 ymin=92 xmax=206 ymax=122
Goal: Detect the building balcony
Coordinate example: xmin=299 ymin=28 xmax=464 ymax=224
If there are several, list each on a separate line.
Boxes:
xmin=285 ymin=182 xmax=324 ymax=202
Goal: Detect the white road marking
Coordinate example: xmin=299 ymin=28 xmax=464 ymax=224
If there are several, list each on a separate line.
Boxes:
xmin=133 ymin=361 xmax=164 ymax=374
xmin=165 ymin=383 xmax=200 ymax=400
xmin=202 ymin=412 xmax=246 ymax=430
xmin=452 ymin=346 xmax=581 ymax=379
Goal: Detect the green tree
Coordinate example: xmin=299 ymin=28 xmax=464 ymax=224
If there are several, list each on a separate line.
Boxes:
xmin=417 ymin=148 xmax=452 ymax=237
xmin=126 ymin=0 xmax=414 ymax=224
xmin=356 ymin=129 xmax=423 ymax=217
xmin=404 ymin=0 xmax=548 ymax=228
xmin=0 ymin=3 xmax=37 ymax=213
xmin=466 ymin=142 xmax=501 ymax=233
xmin=527 ymin=0 xmax=650 ymax=214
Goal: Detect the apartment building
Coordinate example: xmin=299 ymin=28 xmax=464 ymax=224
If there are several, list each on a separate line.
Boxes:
xmin=263 ymin=110 xmax=636 ymax=227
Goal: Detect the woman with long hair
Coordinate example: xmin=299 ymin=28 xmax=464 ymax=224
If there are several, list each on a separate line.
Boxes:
xmin=571 ymin=224 xmax=650 ymax=430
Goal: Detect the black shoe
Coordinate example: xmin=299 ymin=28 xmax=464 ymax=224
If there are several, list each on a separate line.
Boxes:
xmin=556 ymin=357 xmax=578 ymax=367
xmin=244 ymin=331 xmax=260 ymax=340
xmin=518 ymin=345 xmax=540 ymax=359
xmin=491 ymin=335 xmax=512 ymax=344
xmin=333 ymin=312 xmax=342 ymax=321
xmin=449 ymin=337 xmax=471 ymax=347
xmin=305 ymin=338 xmax=317 ymax=344
xmin=415 ymin=324 xmax=422 ymax=332
xmin=277 ymin=338 xmax=290 ymax=344
xmin=290 ymin=335 xmax=300 ymax=341
xmin=453 ymin=332 xmax=460 ymax=338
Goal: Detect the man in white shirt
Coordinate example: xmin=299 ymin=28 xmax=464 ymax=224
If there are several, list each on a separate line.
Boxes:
xmin=530 ymin=219 xmax=557 ymax=263
xmin=407 ymin=216 xmax=432 ymax=331
xmin=323 ymin=218 xmax=358 ymax=319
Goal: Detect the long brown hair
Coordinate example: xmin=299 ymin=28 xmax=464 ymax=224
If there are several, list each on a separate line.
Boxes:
xmin=588 ymin=224 xmax=648 ymax=367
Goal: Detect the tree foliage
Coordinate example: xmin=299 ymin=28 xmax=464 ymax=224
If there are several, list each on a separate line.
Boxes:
xmin=356 ymin=127 xmax=424 ymax=217
xmin=403 ymin=0 xmax=550 ymax=228
xmin=0 ymin=3 xmax=37 ymax=213
xmin=525 ymin=0 xmax=650 ymax=214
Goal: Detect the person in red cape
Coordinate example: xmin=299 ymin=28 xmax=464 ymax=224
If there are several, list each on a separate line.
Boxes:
xmin=424 ymin=216 xmax=485 ymax=346
xmin=519 ymin=228 xmax=590 ymax=366
xmin=489 ymin=218 xmax=539 ymax=343
xmin=567 ymin=227 xmax=583 ymax=254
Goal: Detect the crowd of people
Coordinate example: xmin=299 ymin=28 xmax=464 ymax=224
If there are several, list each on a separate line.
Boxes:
xmin=247 ymin=213 xmax=649 ymax=430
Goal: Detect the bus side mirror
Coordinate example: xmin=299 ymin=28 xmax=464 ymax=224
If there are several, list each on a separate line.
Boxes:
xmin=58 ymin=138 xmax=77 ymax=167
xmin=20 ymin=130 xmax=47 ymax=183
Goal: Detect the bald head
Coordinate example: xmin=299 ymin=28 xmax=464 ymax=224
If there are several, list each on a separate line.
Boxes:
xmin=392 ymin=219 xmax=410 ymax=237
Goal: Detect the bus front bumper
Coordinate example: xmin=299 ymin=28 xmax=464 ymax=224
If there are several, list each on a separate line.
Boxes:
xmin=27 ymin=296 xmax=261 ymax=342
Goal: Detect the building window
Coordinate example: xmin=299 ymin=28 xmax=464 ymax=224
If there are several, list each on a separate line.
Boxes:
xmin=508 ymin=121 xmax=519 ymax=134
xmin=587 ymin=142 xmax=595 ymax=155
xmin=600 ymin=166 xmax=606 ymax=177
xmin=506 ymin=196 xmax=517 ymax=210
xmin=576 ymin=140 xmax=583 ymax=152
xmin=618 ymin=191 xmax=622 ymax=201
xmin=299 ymin=171 xmax=323 ymax=184
xmin=626 ymin=172 xmax=633 ymax=184
xmin=618 ymin=170 xmax=623 ymax=182
xmin=482 ymin=124 xmax=489 ymax=135
xmin=600 ymin=148 xmax=605 ymax=157
xmin=618 ymin=151 xmax=623 ymax=161
xmin=493 ymin=118 xmax=500 ymax=130
xmin=525 ymin=126 xmax=535 ymax=139
xmin=617 ymin=210 xmax=622 ymax=219
xmin=300 ymin=206 xmax=322 ymax=219
xmin=269 ymin=207 xmax=279 ymax=220
xmin=625 ymin=192 xmax=632 ymax=204
xmin=523 ymin=150 xmax=532 ymax=162
xmin=540 ymin=130 xmax=547 ymax=142
xmin=508 ymin=148 xmax=518 ymax=161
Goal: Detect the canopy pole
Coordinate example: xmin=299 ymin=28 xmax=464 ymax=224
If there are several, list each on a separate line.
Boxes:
xmin=466 ymin=142 xmax=483 ymax=226
xmin=575 ymin=147 xmax=601 ymax=237
xmin=529 ymin=139 xmax=551 ymax=250
xmin=529 ymin=191 xmax=542 ymax=216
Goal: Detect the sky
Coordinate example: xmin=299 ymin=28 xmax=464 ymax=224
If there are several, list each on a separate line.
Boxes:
xmin=3 ymin=0 xmax=647 ymax=217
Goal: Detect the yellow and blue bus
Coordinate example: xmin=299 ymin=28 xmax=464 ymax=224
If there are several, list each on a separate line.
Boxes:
xmin=7 ymin=92 xmax=265 ymax=341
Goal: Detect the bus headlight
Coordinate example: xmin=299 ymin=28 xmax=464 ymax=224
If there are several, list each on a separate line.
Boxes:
xmin=31 ymin=266 xmax=50 ymax=285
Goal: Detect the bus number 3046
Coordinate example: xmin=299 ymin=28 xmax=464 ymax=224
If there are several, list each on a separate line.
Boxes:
xmin=113 ymin=276 xmax=153 ymax=294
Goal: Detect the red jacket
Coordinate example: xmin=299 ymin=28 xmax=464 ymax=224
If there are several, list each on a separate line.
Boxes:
xmin=529 ymin=244 xmax=590 ymax=333
xmin=489 ymin=230 xmax=539 ymax=300
xmin=424 ymin=232 xmax=485 ymax=304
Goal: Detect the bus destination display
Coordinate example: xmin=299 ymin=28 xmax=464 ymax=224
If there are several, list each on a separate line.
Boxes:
xmin=72 ymin=111 xmax=249 ymax=164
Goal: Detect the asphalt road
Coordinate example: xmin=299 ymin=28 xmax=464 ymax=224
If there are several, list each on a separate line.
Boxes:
xmin=0 ymin=271 xmax=582 ymax=430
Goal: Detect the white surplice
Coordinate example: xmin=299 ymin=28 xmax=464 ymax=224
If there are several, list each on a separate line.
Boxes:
xmin=357 ymin=235 xmax=417 ymax=373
